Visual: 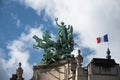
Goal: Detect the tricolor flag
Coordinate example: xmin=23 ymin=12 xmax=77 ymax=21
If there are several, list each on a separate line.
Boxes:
xmin=96 ymin=34 xmax=108 ymax=43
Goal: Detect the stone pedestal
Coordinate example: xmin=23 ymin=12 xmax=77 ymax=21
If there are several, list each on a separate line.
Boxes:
xmin=31 ymin=59 xmax=77 ymax=80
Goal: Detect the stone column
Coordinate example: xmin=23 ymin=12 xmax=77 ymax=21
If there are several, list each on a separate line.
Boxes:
xmin=75 ymin=50 xmax=83 ymax=80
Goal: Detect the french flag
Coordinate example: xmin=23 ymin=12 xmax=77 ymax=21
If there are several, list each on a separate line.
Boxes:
xmin=96 ymin=34 xmax=108 ymax=43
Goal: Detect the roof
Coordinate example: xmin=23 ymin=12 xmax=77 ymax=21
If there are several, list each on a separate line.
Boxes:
xmin=91 ymin=58 xmax=118 ymax=67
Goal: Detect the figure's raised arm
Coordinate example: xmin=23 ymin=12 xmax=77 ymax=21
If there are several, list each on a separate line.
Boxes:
xmin=55 ymin=18 xmax=60 ymax=27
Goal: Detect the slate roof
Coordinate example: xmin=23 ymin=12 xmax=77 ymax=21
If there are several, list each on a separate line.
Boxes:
xmin=91 ymin=58 xmax=118 ymax=67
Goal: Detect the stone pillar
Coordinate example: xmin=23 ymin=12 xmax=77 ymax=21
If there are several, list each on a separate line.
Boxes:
xmin=75 ymin=50 xmax=83 ymax=80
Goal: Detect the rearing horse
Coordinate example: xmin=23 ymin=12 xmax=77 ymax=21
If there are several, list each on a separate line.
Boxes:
xmin=33 ymin=35 xmax=47 ymax=49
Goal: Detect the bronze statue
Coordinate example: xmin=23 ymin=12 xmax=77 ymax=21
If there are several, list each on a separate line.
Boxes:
xmin=33 ymin=18 xmax=74 ymax=64
xmin=55 ymin=18 xmax=67 ymax=47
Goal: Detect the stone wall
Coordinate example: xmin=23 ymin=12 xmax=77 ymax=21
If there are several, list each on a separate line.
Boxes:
xmin=88 ymin=58 xmax=120 ymax=80
xmin=31 ymin=59 xmax=77 ymax=80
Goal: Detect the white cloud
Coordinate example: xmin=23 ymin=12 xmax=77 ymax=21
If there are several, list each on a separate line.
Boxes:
xmin=0 ymin=26 xmax=43 ymax=80
xmin=16 ymin=19 xmax=21 ymax=27
xmin=0 ymin=59 xmax=9 ymax=80
xmin=0 ymin=48 xmax=9 ymax=80
xmin=0 ymin=48 xmax=5 ymax=57
xmin=20 ymin=0 xmax=120 ymax=64
xmin=11 ymin=13 xmax=22 ymax=28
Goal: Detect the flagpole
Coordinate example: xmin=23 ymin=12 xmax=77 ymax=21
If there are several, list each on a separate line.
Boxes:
xmin=106 ymin=34 xmax=111 ymax=59
xmin=107 ymin=40 xmax=109 ymax=49
xmin=107 ymin=34 xmax=109 ymax=49
xmin=96 ymin=34 xmax=111 ymax=59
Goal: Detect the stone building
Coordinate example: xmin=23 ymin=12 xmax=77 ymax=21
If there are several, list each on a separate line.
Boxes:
xmin=30 ymin=49 xmax=120 ymax=80
xmin=87 ymin=48 xmax=120 ymax=80
xmin=10 ymin=49 xmax=120 ymax=80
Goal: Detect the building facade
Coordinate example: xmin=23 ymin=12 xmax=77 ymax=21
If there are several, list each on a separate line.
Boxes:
xmin=87 ymin=48 xmax=120 ymax=80
xmin=30 ymin=49 xmax=120 ymax=80
xmin=10 ymin=49 xmax=120 ymax=80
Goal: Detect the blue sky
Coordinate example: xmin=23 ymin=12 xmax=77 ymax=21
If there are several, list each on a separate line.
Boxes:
xmin=0 ymin=0 xmax=120 ymax=80
xmin=0 ymin=1 xmax=57 ymax=62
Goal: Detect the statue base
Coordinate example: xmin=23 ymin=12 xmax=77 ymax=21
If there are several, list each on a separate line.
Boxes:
xmin=30 ymin=59 xmax=77 ymax=80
